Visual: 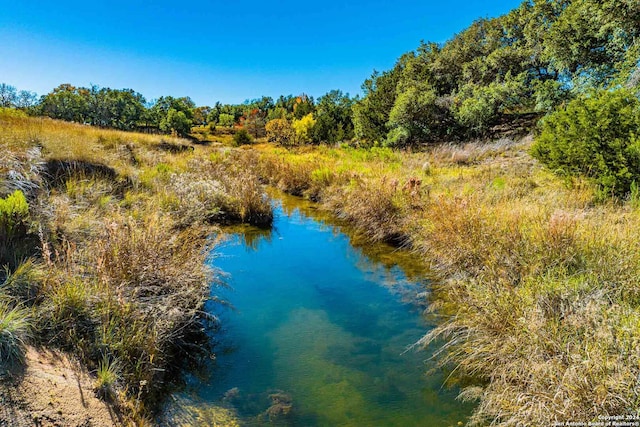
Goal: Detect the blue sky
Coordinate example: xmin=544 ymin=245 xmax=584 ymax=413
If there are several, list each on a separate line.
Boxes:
xmin=0 ymin=0 xmax=522 ymax=105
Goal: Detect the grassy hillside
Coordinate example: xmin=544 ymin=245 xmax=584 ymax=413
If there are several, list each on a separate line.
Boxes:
xmin=0 ymin=109 xmax=272 ymax=423
xmin=252 ymin=138 xmax=640 ymax=425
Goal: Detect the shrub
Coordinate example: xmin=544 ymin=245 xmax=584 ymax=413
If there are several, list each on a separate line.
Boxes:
xmin=531 ymin=88 xmax=640 ymax=198
xmin=0 ymin=190 xmax=36 ymax=271
xmin=265 ymin=118 xmax=295 ymax=145
xmin=233 ymin=128 xmax=253 ymax=145
xmin=0 ymin=190 xmax=29 ymax=238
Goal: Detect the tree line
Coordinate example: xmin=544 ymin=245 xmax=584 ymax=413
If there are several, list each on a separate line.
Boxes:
xmin=0 ymin=81 xmax=355 ymax=144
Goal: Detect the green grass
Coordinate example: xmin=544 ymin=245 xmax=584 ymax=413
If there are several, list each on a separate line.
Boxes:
xmin=94 ymin=354 xmax=120 ymax=401
xmin=0 ymin=301 xmax=31 ymax=373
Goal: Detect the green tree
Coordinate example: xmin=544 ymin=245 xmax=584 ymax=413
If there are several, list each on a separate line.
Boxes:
xmin=352 ymin=66 xmax=403 ymax=144
xmin=292 ymin=94 xmax=315 ymax=119
xmin=531 ymin=88 xmax=640 ymax=197
xmin=39 ymin=84 xmax=88 ymax=122
xmin=386 ymin=82 xmax=454 ymax=146
xmin=160 ymin=108 xmax=192 ymax=137
xmin=542 ymin=0 xmax=640 ymax=88
xmin=150 ymin=95 xmax=195 ymax=132
xmin=312 ymin=90 xmax=354 ymax=144
xmin=218 ymin=113 xmax=235 ymax=128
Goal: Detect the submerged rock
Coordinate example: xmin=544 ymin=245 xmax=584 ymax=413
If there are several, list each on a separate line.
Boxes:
xmin=265 ymin=390 xmax=293 ymax=420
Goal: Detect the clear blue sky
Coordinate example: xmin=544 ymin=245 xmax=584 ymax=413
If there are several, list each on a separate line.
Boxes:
xmin=0 ymin=0 xmax=522 ymax=106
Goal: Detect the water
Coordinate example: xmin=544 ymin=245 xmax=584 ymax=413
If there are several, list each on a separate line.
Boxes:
xmin=169 ymin=195 xmax=472 ymax=426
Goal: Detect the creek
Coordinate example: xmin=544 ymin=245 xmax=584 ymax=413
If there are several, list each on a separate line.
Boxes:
xmin=168 ymin=193 xmax=472 ymax=426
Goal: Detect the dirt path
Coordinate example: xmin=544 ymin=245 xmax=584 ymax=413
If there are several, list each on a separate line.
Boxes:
xmin=0 ymin=346 xmax=124 ymax=427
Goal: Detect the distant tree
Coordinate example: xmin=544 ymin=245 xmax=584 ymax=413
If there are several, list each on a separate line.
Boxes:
xmin=313 ymin=90 xmax=354 ymax=144
xmin=193 ymin=106 xmax=211 ymax=126
xmin=266 ymin=118 xmax=295 ymax=145
xmin=243 ymin=108 xmax=267 ymax=138
xmin=267 ymin=106 xmax=288 ymax=121
xmin=292 ymin=113 xmax=316 ymax=144
xmin=0 ymin=83 xmax=17 ymax=108
xmin=40 ymin=84 xmax=88 ymax=122
xmin=293 ymin=94 xmax=315 ymax=119
xmin=15 ymin=90 xmax=38 ymax=110
xmin=150 ymin=95 xmax=195 ymax=133
xmin=218 ymin=113 xmax=235 ymax=128
xmin=275 ymin=95 xmax=297 ymax=115
xmin=160 ymin=108 xmax=192 ymax=137
xmin=244 ymin=96 xmax=274 ymax=113
xmin=79 ymin=85 xmax=145 ymax=130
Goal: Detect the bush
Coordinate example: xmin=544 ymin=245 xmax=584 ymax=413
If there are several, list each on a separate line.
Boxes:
xmin=531 ymin=88 xmax=640 ymax=198
xmin=0 ymin=190 xmax=29 ymax=237
xmin=0 ymin=190 xmax=36 ymax=271
xmin=265 ymin=118 xmax=295 ymax=145
xmin=233 ymin=128 xmax=253 ymax=145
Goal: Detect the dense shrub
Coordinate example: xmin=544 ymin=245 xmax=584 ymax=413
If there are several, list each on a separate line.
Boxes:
xmin=265 ymin=118 xmax=295 ymax=145
xmin=233 ymin=128 xmax=253 ymax=145
xmin=531 ymin=89 xmax=640 ymax=198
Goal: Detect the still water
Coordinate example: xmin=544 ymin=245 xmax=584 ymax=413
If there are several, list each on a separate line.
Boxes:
xmin=170 ymin=195 xmax=472 ymax=426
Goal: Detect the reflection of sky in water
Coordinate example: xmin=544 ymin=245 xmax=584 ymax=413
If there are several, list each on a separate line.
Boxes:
xmin=174 ymin=195 xmax=473 ymax=426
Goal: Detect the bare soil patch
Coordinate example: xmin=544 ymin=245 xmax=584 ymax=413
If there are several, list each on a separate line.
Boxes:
xmin=0 ymin=346 xmax=124 ymax=427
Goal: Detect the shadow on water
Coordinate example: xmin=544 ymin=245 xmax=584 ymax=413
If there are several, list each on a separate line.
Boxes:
xmin=163 ymin=191 xmax=474 ymax=426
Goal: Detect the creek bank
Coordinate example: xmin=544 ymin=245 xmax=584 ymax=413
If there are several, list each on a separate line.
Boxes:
xmin=0 ymin=346 xmax=123 ymax=427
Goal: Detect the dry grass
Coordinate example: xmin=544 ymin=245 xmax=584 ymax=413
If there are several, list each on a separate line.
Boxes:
xmin=0 ymin=110 xmax=273 ymax=420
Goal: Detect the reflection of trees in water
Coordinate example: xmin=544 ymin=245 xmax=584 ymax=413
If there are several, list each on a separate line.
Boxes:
xmin=275 ymin=190 xmax=429 ymax=280
xmin=221 ymin=224 xmax=274 ymax=252
xmin=270 ymin=191 xmax=432 ymax=309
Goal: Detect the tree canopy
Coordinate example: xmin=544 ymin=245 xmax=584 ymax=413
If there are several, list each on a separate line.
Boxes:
xmin=352 ymin=0 xmax=640 ymax=147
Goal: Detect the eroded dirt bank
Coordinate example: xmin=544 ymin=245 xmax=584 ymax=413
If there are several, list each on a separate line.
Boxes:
xmin=0 ymin=347 xmax=123 ymax=427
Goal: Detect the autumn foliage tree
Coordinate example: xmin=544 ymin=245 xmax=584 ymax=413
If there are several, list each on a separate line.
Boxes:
xmin=266 ymin=118 xmax=295 ymax=145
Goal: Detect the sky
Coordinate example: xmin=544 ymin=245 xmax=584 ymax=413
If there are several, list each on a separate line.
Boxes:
xmin=0 ymin=0 xmax=523 ymax=106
